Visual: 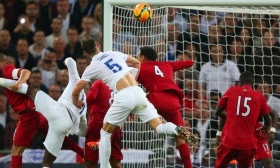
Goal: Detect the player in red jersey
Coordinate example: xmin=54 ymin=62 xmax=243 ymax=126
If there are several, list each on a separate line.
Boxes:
xmin=215 ymin=71 xmax=271 ymax=168
xmin=137 ymin=46 xmax=195 ymax=168
xmin=216 ymin=80 xmax=277 ymax=168
xmin=0 ymin=53 xmax=84 ymax=168
xmin=85 ymin=80 xmax=123 ymax=168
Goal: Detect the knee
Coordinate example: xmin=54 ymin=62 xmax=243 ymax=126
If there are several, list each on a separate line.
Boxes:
xmin=11 ymin=146 xmax=26 ymax=155
xmin=102 ymin=123 xmax=118 ymax=133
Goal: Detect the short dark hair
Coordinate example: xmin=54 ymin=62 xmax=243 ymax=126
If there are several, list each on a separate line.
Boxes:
xmin=0 ymin=53 xmax=6 ymax=63
xmin=139 ymin=46 xmax=158 ymax=61
xmin=31 ymin=68 xmax=41 ymax=74
xmin=239 ymin=71 xmax=254 ymax=85
xmin=76 ymin=55 xmax=87 ymax=61
xmin=209 ymin=90 xmax=222 ymax=99
xmin=26 ymin=1 xmax=38 ymax=7
xmin=67 ymin=26 xmax=78 ymax=34
xmin=34 ymin=29 xmax=45 ymax=36
xmin=81 ymin=36 xmax=97 ymax=55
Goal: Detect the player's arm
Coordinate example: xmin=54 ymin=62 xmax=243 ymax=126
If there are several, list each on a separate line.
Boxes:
xmin=171 ymin=60 xmax=194 ymax=71
xmin=86 ymin=81 xmax=101 ymax=105
xmin=268 ymin=108 xmax=278 ymax=144
xmin=258 ymin=96 xmax=272 ymax=135
xmin=72 ymin=79 xmax=88 ymax=108
xmin=9 ymin=69 xmax=31 ymax=92
xmin=126 ymin=55 xmax=141 ymax=79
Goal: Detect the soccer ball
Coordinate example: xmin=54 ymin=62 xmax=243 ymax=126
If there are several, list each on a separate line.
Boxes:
xmin=133 ymin=3 xmax=153 ymax=22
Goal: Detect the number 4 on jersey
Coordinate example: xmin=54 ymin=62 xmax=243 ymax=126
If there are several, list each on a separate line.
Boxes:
xmin=154 ymin=65 xmax=164 ymax=77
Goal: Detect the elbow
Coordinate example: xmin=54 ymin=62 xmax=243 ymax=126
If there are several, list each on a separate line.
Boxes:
xmin=22 ymin=69 xmax=31 ymax=77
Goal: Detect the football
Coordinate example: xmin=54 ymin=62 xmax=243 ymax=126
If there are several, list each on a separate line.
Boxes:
xmin=133 ymin=3 xmax=153 ymax=22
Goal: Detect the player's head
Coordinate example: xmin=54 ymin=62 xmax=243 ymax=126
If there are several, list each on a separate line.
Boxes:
xmin=138 ymin=46 xmax=158 ymax=62
xmin=81 ymin=36 xmax=100 ymax=58
xmin=0 ymin=53 xmax=7 ymax=69
xmin=232 ymin=80 xmax=240 ymax=86
xmin=239 ymin=71 xmax=254 ymax=86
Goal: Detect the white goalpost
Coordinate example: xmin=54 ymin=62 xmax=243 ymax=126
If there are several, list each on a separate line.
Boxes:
xmin=103 ymin=0 xmax=280 ymax=167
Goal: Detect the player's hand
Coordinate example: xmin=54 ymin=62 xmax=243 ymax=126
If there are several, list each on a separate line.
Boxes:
xmin=9 ymin=83 xmax=21 ymax=92
xmin=268 ymin=132 xmax=275 ymax=145
xmin=257 ymin=126 xmax=270 ymax=136
xmin=216 ymin=135 xmax=221 ymax=146
xmin=74 ymin=100 xmax=84 ymax=109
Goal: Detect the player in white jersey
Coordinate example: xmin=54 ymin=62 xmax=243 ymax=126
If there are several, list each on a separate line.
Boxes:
xmin=72 ymin=36 xmax=196 ymax=168
xmin=5 ymin=57 xmax=87 ymax=167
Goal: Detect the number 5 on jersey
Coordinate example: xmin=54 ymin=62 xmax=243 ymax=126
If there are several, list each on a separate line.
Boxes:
xmin=154 ymin=65 xmax=164 ymax=77
xmin=236 ymin=96 xmax=252 ymax=116
xmin=104 ymin=58 xmax=122 ymax=73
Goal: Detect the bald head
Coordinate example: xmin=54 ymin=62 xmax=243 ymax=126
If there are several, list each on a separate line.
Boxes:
xmin=0 ymin=53 xmax=7 ymax=63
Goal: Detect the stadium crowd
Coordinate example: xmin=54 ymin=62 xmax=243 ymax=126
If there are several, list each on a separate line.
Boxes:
xmin=0 ymin=0 xmax=280 ymax=166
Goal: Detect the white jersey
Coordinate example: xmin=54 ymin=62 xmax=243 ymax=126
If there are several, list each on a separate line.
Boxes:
xmin=81 ymin=51 xmax=137 ymax=92
xmin=58 ymin=58 xmax=87 ymax=133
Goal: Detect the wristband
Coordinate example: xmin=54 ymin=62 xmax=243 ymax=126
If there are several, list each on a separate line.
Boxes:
xmin=270 ymin=127 xmax=276 ymax=133
xmin=216 ymin=131 xmax=222 ymax=136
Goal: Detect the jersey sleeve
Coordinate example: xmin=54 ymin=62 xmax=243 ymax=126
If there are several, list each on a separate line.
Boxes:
xmin=2 ymin=65 xmax=22 ymax=79
xmin=260 ymin=94 xmax=270 ymax=116
xmin=86 ymin=80 xmax=101 ymax=105
xmin=218 ymin=87 xmax=231 ymax=109
xmin=65 ymin=58 xmax=80 ymax=82
xmin=114 ymin=51 xmax=128 ymax=61
xmin=171 ymin=60 xmax=194 ymax=71
xmin=81 ymin=64 xmax=97 ymax=82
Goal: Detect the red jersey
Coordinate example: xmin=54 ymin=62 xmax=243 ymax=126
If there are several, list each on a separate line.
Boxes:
xmin=1 ymin=64 xmax=35 ymax=113
xmin=138 ymin=60 xmax=194 ymax=99
xmin=218 ymin=85 xmax=270 ymax=150
xmin=86 ymin=80 xmax=112 ymax=124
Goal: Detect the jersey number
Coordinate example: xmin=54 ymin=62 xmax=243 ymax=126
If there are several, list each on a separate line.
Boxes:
xmin=104 ymin=58 xmax=122 ymax=73
xmin=154 ymin=65 xmax=164 ymax=77
xmin=236 ymin=96 xmax=252 ymax=116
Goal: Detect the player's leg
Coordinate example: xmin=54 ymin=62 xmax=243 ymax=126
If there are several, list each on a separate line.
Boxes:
xmin=10 ymin=111 xmax=42 ymax=168
xmin=260 ymin=158 xmax=274 ymax=168
xmin=148 ymin=91 xmax=192 ymax=168
xmin=215 ymin=145 xmax=236 ymax=168
xmin=255 ymin=143 xmax=274 ymax=168
xmin=110 ymin=127 xmax=123 ymax=168
xmin=235 ymin=149 xmax=255 ymax=168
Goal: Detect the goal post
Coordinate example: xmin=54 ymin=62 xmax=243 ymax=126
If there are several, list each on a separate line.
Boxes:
xmin=103 ymin=0 xmax=280 ymax=167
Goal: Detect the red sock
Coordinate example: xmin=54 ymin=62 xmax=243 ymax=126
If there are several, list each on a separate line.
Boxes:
xmin=10 ymin=155 xmax=22 ymax=168
xmin=177 ymin=143 xmax=192 ymax=168
xmin=62 ymin=137 xmax=84 ymax=158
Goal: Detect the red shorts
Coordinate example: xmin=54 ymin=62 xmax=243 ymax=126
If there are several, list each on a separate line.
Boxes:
xmin=255 ymin=142 xmax=272 ymax=160
xmin=84 ymin=122 xmax=123 ymax=163
xmin=13 ymin=110 xmax=48 ymax=147
xmin=147 ymin=91 xmax=184 ymax=126
xmin=215 ymin=144 xmax=255 ymax=168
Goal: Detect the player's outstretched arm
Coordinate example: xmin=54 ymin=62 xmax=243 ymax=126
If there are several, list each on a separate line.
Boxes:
xmin=72 ymin=80 xmax=88 ymax=108
xmin=9 ymin=69 xmax=31 ymax=92
xmin=172 ymin=60 xmax=194 ymax=71
xmin=268 ymin=108 xmax=278 ymax=144
xmin=126 ymin=55 xmax=141 ymax=79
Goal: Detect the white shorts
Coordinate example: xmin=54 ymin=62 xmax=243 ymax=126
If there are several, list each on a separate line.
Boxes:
xmin=104 ymin=86 xmax=159 ymax=126
xmin=35 ymin=91 xmax=73 ymax=157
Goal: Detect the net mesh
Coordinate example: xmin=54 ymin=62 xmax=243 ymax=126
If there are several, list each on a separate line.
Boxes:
xmin=110 ymin=5 xmax=280 ymax=168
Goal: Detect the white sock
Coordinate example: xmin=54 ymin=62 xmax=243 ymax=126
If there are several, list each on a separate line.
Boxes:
xmin=0 ymin=78 xmax=28 ymax=94
xmin=156 ymin=122 xmax=178 ymax=135
xmin=99 ymin=129 xmax=112 ymax=168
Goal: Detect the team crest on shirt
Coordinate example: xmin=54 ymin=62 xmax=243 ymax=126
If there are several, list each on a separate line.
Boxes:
xmin=26 ymin=149 xmax=44 ymax=163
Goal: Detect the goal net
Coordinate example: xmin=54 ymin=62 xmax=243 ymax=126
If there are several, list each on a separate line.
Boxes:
xmin=104 ymin=0 xmax=280 ymax=167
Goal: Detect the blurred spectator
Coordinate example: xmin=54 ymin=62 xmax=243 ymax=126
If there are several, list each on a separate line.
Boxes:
xmin=0 ymin=29 xmax=17 ymax=57
xmin=0 ymin=121 xmax=3 ymax=150
xmin=228 ymin=40 xmax=249 ymax=73
xmin=39 ymin=0 xmax=58 ymax=33
xmin=52 ymin=37 xmax=67 ymax=69
xmin=200 ymin=11 xmax=218 ymax=35
xmin=29 ymin=30 xmax=49 ymax=60
xmin=65 ymin=26 xmax=83 ymax=60
xmin=252 ymin=18 xmax=269 ymax=50
xmin=163 ymin=8 xmax=188 ymax=33
xmin=167 ymin=23 xmax=179 ymax=60
xmin=48 ymin=84 xmax=62 ymax=101
xmin=97 ymin=32 xmax=102 ymax=49
xmin=28 ymin=68 xmax=48 ymax=93
xmin=70 ymin=0 xmax=95 ymax=33
xmin=45 ymin=17 xmax=68 ymax=48
xmin=0 ymin=0 xmax=26 ymax=31
xmin=4 ymin=107 xmax=18 ymax=150
xmin=38 ymin=58 xmax=60 ymax=88
xmin=239 ymin=27 xmax=253 ymax=57
xmin=136 ymin=31 xmax=152 ymax=47
xmin=221 ymin=13 xmax=242 ymax=47
xmin=25 ymin=1 xmax=49 ymax=34
xmin=0 ymin=2 xmax=8 ymax=30
xmin=15 ymin=38 xmax=37 ymax=70
xmin=79 ymin=16 xmax=94 ymax=41
xmin=58 ymin=69 xmax=69 ymax=91
xmin=183 ymin=77 xmax=200 ymax=119
xmin=76 ymin=56 xmax=87 ymax=77
xmin=6 ymin=55 xmax=15 ymax=65
xmin=198 ymin=45 xmax=240 ymax=100
xmin=13 ymin=15 xmax=34 ymax=45
xmin=0 ymin=92 xmax=7 ymax=128
xmin=154 ymin=38 xmax=167 ymax=61
xmin=122 ymin=40 xmax=136 ymax=55
xmin=250 ymin=31 xmax=280 ymax=85
xmin=92 ymin=3 xmax=102 ymax=40
xmin=57 ymin=0 xmax=72 ymax=36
